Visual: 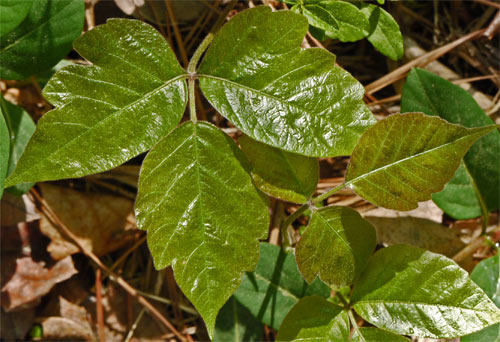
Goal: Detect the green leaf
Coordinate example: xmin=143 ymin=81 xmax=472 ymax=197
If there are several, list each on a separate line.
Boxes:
xmin=0 ymin=0 xmax=85 ymax=80
xmin=238 ymin=135 xmax=319 ymax=203
xmin=199 ymin=6 xmax=375 ymax=158
xmin=5 ymin=19 xmax=188 ymax=186
xmin=351 ymin=245 xmax=500 ymax=338
xmin=234 ymin=243 xmax=329 ymax=330
xmin=0 ymin=109 xmax=9 ymax=198
xmin=0 ymin=0 xmax=33 ymax=36
xmin=296 ymin=206 xmax=376 ymax=287
xmin=135 ymin=122 xmax=269 ymax=337
xmin=462 ymin=254 xmax=500 ymax=341
xmin=344 ymin=113 xmax=497 ymax=211
xmin=359 ymin=4 xmax=403 ymax=60
xmin=276 ymin=296 xmax=349 ymax=341
xmin=401 ymin=68 xmax=500 ymax=219
xmin=37 ymin=59 xmax=75 ymax=88
xmin=214 ymin=297 xmax=265 ymax=342
xmin=303 ymin=1 xmax=370 ymax=42
xmin=352 ymin=327 xmax=410 ymax=342
xmin=0 ymin=96 xmax=35 ymax=195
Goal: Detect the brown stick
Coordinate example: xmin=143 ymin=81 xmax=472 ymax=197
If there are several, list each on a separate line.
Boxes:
xmin=165 ymin=0 xmax=189 ymax=67
xmin=29 ymin=189 xmax=186 ymax=342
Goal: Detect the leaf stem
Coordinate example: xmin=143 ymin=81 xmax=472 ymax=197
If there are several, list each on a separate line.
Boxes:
xmin=188 ymin=77 xmax=197 ymax=123
xmin=348 ymin=310 xmax=362 ymax=341
xmin=312 ymin=182 xmax=348 ymax=205
xmin=335 ymin=291 xmax=349 ymax=308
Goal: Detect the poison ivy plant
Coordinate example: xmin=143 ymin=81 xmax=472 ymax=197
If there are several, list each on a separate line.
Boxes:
xmin=0 ymin=0 xmax=33 ymax=36
xmin=0 ymin=109 xmax=9 ymax=198
xmin=401 ymin=68 xmax=500 ymax=220
xmin=214 ymin=297 xmax=265 ymax=342
xmin=286 ymin=0 xmax=403 ymax=60
xmin=0 ymin=0 xmax=85 ymax=80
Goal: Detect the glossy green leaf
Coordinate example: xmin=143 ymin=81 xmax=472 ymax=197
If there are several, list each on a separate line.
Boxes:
xmin=359 ymin=4 xmax=403 ymax=60
xmin=351 ymin=245 xmax=500 ymax=338
xmin=0 ymin=110 xmax=9 ymax=198
xmin=5 ymin=19 xmax=188 ymax=187
xmin=303 ymin=1 xmax=370 ymax=42
xmin=345 ymin=113 xmax=497 ymax=211
xmin=199 ymin=6 xmax=375 ymax=158
xmin=401 ymin=68 xmax=500 ymax=219
xmin=276 ymin=296 xmax=349 ymax=341
xmin=463 ymin=254 xmax=500 ymax=341
xmin=0 ymin=0 xmax=33 ymax=36
xmin=238 ymin=135 xmax=319 ymax=203
xmin=0 ymin=0 xmax=84 ymax=80
xmin=0 ymin=97 xmax=35 ymax=195
xmin=234 ymin=243 xmax=329 ymax=330
xmin=352 ymin=327 xmax=410 ymax=342
xmin=214 ymin=297 xmax=265 ymax=342
xmin=135 ymin=122 xmax=269 ymax=337
xmin=296 ymin=206 xmax=376 ymax=287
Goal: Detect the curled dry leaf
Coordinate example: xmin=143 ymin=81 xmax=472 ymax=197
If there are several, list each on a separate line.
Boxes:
xmin=1 ymin=256 xmax=77 ymax=311
xmin=39 ymin=183 xmax=136 ymax=260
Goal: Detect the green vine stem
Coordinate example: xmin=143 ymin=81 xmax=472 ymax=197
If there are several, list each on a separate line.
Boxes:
xmin=188 ymin=77 xmax=197 ymax=123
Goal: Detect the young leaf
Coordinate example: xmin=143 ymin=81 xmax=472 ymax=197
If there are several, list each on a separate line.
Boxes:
xmin=401 ymin=68 xmax=500 ymax=219
xmin=238 ymin=135 xmax=319 ymax=203
xmin=296 ymin=206 xmax=376 ymax=287
xmin=233 ymin=243 xmax=329 ymax=330
xmin=135 ymin=122 xmax=269 ymax=337
xmin=359 ymin=4 xmax=403 ymax=60
xmin=303 ymin=1 xmax=370 ymax=42
xmin=0 ymin=0 xmax=33 ymax=36
xmin=462 ymin=254 xmax=500 ymax=341
xmin=1 ymin=97 xmax=36 ymax=195
xmin=351 ymin=327 xmax=410 ymax=342
xmin=214 ymin=297 xmax=265 ymax=342
xmin=276 ymin=296 xmax=349 ymax=341
xmin=0 ymin=0 xmax=85 ymax=80
xmin=345 ymin=113 xmax=497 ymax=211
xmin=199 ymin=6 xmax=375 ymax=158
xmin=5 ymin=19 xmax=188 ymax=186
xmin=0 ymin=111 xmax=9 ymax=198
xmin=351 ymin=245 xmax=500 ymax=338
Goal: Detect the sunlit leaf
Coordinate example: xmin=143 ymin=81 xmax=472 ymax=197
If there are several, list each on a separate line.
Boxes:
xmin=5 ymin=19 xmax=187 ymax=186
xmin=239 ymin=135 xmax=318 ymax=203
xmin=199 ymin=6 xmax=375 ymax=158
xmin=135 ymin=122 xmax=269 ymax=337
xmin=233 ymin=243 xmax=329 ymax=330
xmin=345 ymin=113 xmax=497 ymax=211
xmin=352 ymin=327 xmax=410 ymax=342
xmin=276 ymin=296 xmax=349 ymax=341
xmin=401 ymin=68 xmax=500 ymax=219
xmin=0 ymin=0 xmax=84 ymax=80
xmin=351 ymin=245 xmax=500 ymax=338
xmin=296 ymin=206 xmax=376 ymax=287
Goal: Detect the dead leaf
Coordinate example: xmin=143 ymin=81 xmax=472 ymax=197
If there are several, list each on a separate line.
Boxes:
xmin=39 ymin=184 xmax=136 ymax=260
xmin=0 ymin=307 xmax=35 ymax=341
xmin=1 ymin=193 xmax=40 ymax=227
xmin=2 ymin=256 xmax=77 ymax=311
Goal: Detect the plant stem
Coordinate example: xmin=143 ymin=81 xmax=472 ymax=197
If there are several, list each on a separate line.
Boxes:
xmin=348 ymin=310 xmax=362 ymax=340
xmin=312 ymin=182 xmax=348 ymax=204
xmin=335 ymin=291 xmax=349 ymax=308
xmin=189 ymin=77 xmax=197 ymax=123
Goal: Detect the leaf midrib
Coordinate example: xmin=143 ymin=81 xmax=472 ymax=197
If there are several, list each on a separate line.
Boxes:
xmin=354 ymin=299 xmax=498 ymax=314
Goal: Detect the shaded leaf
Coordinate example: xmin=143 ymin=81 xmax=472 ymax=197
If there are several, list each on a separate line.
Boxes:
xmin=345 ymin=113 xmax=497 ymax=211
xmin=38 ymin=183 xmax=136 ymax=260
xmin=5 ymin=19 xmax=188 ymax=186
xmin=0 ymin=0 xmax=84 ymax=80
xmin=214 ymin=297 xmax=265 ymax=342
xmin=1 ymin=96 xmax=35 ymax=195
xmin=234 ymin=243 xmax=330 ymax=330
xmin=239 ymin=135 xmax=318 ymax=203
xmin=0 ymin=0 xmax=33 ymax=36
xmin=351 ymin=245 xmax=500 ymax=338
xmin=352 ymin=327 xmax=410 ymax=342
xmin=360 ymin=4 xmax=403 ymax=60
xmin=135 ymin=122 xmax=269 ymax=337
xmin=296 ymin=206 xmax=376 ymax=287
xmin=462 ymin=254 xmax=500 ymax=341
xmin=1 ymin=256 xmax=77 ymax=311
xmin=401 ymin=68 xmax=500 ymax=219
xmin=303 ymin=1 xmax=370 ymax=42
xmin=0 ymin=108 xmax=8 ymax=198
xmin=276 ymin=296 xmax=349 ymax=341
xmin=199 ymin=6 xmax=375 ymax=158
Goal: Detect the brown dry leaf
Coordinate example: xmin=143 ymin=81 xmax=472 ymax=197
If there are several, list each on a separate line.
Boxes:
xmin=2 ymin=256 xmax=77 ymax=311
xmin=87 ymin=164 xmax=140 ymax=188
xmin=0 ymin=307 xmax=35 ymax=341
xmin=39 ymin=183 xmax=136 ymax=260
xmin=363 ymin=201 xmax=466 ymax=257
xmin=1 ymin=193 xmax=40 ymax=227
xmin=113 ymin=0 xmax=204 ymax=23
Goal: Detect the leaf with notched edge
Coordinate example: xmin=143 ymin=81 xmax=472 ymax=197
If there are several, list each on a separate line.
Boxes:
xmin=135 ymin=122 xmax=269 ymax=337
